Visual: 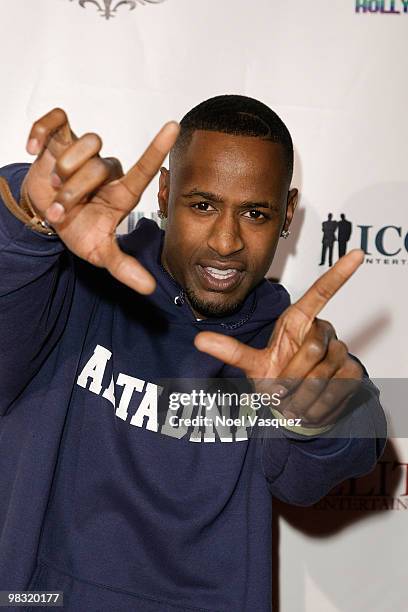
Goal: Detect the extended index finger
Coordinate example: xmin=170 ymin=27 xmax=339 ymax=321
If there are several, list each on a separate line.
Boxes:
xmin=120 ymin=121 xmax=179 ymax=205
xmin=292 ymin=249 xmax=364 ymax=321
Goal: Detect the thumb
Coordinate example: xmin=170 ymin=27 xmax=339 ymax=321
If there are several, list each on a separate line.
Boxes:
xmin=194 ymin=331 xmax=261 ymax=375
xmin=99 ymin=236 xmax=156 ymax=295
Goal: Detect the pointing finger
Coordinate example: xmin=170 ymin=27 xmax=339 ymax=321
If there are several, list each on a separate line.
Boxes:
xmin=120 ymin=121 xmax=179 ymax=207
xmin=292 ymin=249 xmax=364 ymax=322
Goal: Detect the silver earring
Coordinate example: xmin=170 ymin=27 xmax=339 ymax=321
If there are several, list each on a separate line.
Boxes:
xmin=280 ymin=229 xmax=291 ymax=239
xmin=157 ymin=210 xmax=167 ymax=219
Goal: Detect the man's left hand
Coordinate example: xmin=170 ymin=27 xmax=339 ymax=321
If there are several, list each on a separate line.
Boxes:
xmin=194 ymin=250 xmax=365 ymax=429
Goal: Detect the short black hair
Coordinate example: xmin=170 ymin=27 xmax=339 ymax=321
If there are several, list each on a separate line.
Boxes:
xmin=170 ymin=94 xmax=294 ymax=183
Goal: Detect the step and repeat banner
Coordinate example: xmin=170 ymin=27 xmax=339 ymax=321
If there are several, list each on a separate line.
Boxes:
xmin=0 ymin=1 xmax=406 ymax=610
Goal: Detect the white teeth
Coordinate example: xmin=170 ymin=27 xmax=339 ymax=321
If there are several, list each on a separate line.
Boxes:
xmin=205 ymin=267 xmax=238 ymax=279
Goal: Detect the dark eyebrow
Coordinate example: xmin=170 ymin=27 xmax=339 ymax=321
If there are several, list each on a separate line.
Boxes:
xmin=182 ymin=189 xmax=279 ymax=211
xmin=181 ymin=189 xmax=224 ymax=203
xmin=240 ymin=201 xmax=275 ymax=210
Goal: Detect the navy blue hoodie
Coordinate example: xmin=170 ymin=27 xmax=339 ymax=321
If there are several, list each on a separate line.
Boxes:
xmin=0 ymin=164 xmax=386 ymax=612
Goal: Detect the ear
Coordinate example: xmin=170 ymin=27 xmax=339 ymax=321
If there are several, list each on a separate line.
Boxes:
xmin=283 ymin=188 xmax=298 ymax=232
xmin=158 ymin=167 xmax=170 ymax=217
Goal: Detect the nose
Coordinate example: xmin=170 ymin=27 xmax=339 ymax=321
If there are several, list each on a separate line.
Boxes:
xmin=207 ymin=211 xmax=244 ymax=257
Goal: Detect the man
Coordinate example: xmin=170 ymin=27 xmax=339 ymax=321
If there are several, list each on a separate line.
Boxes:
xmin=338 ymin=213 xmax=353 ymax=258
xmin=0 ymin=95 xmax=386 ymax=611
xmin=319 ymin=212 xmax=338 ymax=267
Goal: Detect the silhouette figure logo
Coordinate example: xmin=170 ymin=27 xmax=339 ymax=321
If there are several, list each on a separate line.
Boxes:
xmin=319 ymin=213 xmax=353 ymax=267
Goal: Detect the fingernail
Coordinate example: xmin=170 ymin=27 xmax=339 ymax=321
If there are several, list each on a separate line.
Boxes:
xmin=269 ymin=384 xmax=288 ymax=399
xmin=276 ymin=386 xmax=288 ymax=398
xmin=46 ymin=202 xmax=65 ymax=223
xmin=50 ymin=172 xmax=62 ymax=188
xmin=27 ymin=138 xmax=39 ymax=155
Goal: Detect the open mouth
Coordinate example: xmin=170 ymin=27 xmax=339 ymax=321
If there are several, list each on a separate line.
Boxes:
xmin=196 ymin=264 xmax=244 ymax=292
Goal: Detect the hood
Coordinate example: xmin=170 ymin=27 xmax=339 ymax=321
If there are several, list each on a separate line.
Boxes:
xmin=118 ymin=218 xmax=290 ymax=337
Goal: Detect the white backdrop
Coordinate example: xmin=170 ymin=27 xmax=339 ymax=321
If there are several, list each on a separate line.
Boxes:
xmin=0 ymin=1 xmax=406 ymax=610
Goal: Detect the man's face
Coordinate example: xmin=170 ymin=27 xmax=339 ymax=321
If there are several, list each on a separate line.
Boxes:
xmin=159 ymin=130 xmax=297 ymax=318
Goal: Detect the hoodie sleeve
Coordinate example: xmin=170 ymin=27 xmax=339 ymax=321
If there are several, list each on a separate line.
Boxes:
xmin=261 ymin=375 xmax=387 ymax=506
xmin=0 ymin=164 xmax=75 ymax=415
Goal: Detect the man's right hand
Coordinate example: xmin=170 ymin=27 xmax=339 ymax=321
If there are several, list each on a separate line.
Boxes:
xmin=24 ymin=108 xmax=179 ymax=294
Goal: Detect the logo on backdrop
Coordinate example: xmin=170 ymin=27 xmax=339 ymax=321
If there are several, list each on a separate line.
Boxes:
xmin=314 ymin=459 xmax=408 ymax=511
xmin=69 ymin=0 xmax=167 ymax=20
xmin=355 ymin=0 xmax=408 ymax=13
xmin=319 ymin=214 xmax=353 ymax=267
xmin=319 ymin=214 xmax=408 ymax=267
